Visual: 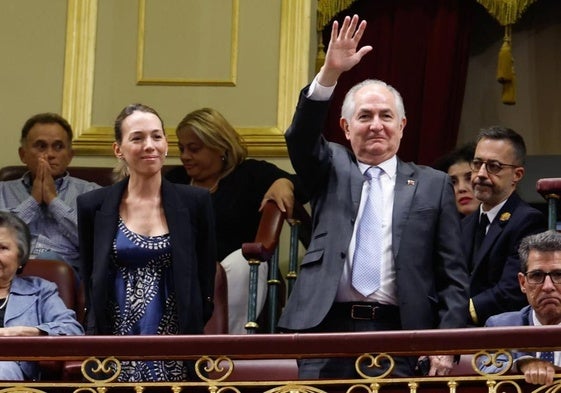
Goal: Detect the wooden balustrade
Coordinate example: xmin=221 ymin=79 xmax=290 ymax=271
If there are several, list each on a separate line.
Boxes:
xmin=0 ymin=327 xmax=560 ymax=392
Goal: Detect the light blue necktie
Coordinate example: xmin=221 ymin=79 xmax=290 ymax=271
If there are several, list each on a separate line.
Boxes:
xmin=352 ymin=166 xmax=383 ymax=296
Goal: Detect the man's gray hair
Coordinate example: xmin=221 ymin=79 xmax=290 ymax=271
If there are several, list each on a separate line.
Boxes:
xmin=519 ymin=230 xmax=561 ymax=272
xmin=341 ymin=79 xmax=406 ymax=122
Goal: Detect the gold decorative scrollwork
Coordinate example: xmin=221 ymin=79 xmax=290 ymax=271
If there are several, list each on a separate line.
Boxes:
xmin=81 ymin=356 xmax=121 ymax=383
xmin=494 ymin=379 xmax=523 ymax=393
xmin=347 ymin=382 xmax=381 ymax=393
xmin=196 ymin=355 xmax=234 ymax=382
xmin=0 ymin=388 xmax=48 ymax=393
xmin=474 ymin=350 xmax=513 ymax=376
xmin=265 ymin=384 xmax=327 ymax=393
xmin=355 ymin=353 xmax=394 ymax=379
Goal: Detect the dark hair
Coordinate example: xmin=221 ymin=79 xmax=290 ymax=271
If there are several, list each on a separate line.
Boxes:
xmin=0 ymin=211 xmax=31 ymax=271
xmin=476 ymin=126 xmax=526 ymax=166
xmin=519 ymin=230 xmax=561 ymax=272
xmin=20 ymin=113 xmax=73 ymax=146
xmin=113 ymin=103 xmax=164 ymax=144
xmin=433 ymin=142 xmax=476 ymax=172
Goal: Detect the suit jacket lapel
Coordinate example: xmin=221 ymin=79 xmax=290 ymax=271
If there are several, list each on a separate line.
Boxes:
xmin=392 ymin=160 xmax=417 ymax=256
xmin=350 ymin=155 xmax=364 ymax=216
xmin=91 ymin=179 xmax=127 ymax=320
xmin=473 ymin=193 xmax=520 ymax=271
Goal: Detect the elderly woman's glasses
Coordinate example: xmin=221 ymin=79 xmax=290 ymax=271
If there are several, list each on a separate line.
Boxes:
xmin=470 ymin=159 xmax=519 ymax=175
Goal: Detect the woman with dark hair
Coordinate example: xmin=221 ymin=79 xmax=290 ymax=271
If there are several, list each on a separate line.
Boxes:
xmin=77 ymin=104 xmax=216 ymax=381
xmin=0 ymin=211 xmax=83 ymax=380
xmin=434 ymin=143 xmax=480 ymax=217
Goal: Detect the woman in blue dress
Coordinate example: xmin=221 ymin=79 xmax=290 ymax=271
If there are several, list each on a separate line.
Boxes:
xmin=77 ymin=104 xmax=216 ymax=381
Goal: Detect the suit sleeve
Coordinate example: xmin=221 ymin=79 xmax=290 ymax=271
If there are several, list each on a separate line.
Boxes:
xmin=284 ymin=88 xmax=334 ymax=200
xmin=435 ymin=174 xmax=470 ymax=328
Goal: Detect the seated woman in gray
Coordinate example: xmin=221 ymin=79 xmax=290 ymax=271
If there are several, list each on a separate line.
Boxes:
xmin=0 ymin=211 xmax=84 ymax=381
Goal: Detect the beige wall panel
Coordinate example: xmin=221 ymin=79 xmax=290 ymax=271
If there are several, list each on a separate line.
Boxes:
xmin=67 ymin=0 xmax=311 ymax=158
xmin=138 ymin=0 xmax=235 ymax=84
xmin=0 ymin=0 xmax=67 ymax=167
xmin=92 ymin=0 xmax=278 ymax=127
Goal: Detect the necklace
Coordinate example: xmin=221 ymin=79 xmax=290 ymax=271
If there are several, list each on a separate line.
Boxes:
xmin=190 ymin=178 xmax=220 ymax=193
xmin=0 ymin=294 xmax=9 ymax=310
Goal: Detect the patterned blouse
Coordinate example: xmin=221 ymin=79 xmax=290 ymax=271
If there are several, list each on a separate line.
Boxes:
xmin=109 ymin=218 xmax=187 ymax=382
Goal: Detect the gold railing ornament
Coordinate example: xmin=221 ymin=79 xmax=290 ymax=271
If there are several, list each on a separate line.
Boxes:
xmin=476 ymin=0 xmax=539 ymax=105
xmin=355 ymin=353 xmax=394 ymax=379
xmin=81 ymin=356 xmax=121 ymax=383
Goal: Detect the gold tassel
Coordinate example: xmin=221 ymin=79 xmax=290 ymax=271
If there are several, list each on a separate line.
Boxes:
xmin=497 ymin=25 xmax=516 ymax=104
xmin=501 ymin=80 xmax=516 ymax=105
xmin=497 ymin=27 xmax=514 ymax=83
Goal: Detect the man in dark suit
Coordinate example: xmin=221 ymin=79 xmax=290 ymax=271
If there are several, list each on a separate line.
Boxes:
xmin=462 ymin=127 xmax=546 ymax=326
xmin=479 ymin=230 xmax=561 ymax=386
xmin=278 ymin=15 xmax=469 ymax=378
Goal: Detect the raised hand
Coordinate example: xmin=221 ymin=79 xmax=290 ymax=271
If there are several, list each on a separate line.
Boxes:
xmin=318 ymin=14 xmax=373 ymax=87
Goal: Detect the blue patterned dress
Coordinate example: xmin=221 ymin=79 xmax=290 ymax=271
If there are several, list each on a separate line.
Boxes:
xmin=109 ymin=218 xmax=187 ymax=381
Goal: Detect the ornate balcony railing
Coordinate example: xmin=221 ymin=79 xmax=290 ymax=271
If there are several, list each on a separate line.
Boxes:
xmin=0 ymin=326 xmax=560 ymax=393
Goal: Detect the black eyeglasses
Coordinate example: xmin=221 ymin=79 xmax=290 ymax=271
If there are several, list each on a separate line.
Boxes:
xmin=470 ymin=159 xmax=519 ymax=175
xmin=524 ymin=270 xmax=561 ymax=285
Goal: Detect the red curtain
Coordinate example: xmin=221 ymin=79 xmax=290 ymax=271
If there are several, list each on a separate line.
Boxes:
xmin=321 ymin=0 xmax=473 ymax=165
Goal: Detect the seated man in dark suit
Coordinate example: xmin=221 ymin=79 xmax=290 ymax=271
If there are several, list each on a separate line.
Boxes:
xmin=462 ymin=127 xmax=546 ymax=326
xmin=278 ymin=14 xmax=468 ymax=378
xmin=479 ymin=230 xmax=561 ymax=386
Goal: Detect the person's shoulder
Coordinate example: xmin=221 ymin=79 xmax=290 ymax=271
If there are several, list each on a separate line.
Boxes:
xmin=12 ymin=275 xmax=57 ymax=294
xmin=399 ymin=160 xmax=448 ymax=179
xmin=0 ymin=178 xmax=23 ymax=189
xmin=65 ymin=176 xmax=102 ymax=190
xmin=485 ymin=306 xmax=530 ymax=327
xmin=76 ymin=183 xmax=113 ymax=204
xmin=505 ymin=193 xmax=546 ymax=222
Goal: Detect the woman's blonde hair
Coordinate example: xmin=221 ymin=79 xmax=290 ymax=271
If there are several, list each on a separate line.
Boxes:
xmin=176 ymin=108 xmax=247 ymax=178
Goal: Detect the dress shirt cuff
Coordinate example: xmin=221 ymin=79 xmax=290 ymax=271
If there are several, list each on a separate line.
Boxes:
xmin=469 ymin=298 xmax=479 ymax=325
xmin=306 ymin=75 xmax=336 ymax=101
xmin=16 ymin=196 xmax=41 ymax=223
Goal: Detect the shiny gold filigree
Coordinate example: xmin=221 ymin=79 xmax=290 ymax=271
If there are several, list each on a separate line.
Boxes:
xmin=265 ymin=384 xmax=327 ymax=393
xmin=196 ymin=355 xmax=234 ymax=382
xmin=494 ymin=379 xmax=523 ymax=393
xmin=474 ymin=349 xmax=513 ymax=376
xmin=355 ymin=353 xmax=394 ymax=379
xmin=347 ymin=383 xmax=381 ymax=393
xmin=81 ymin=356 xmax=121 ymax=383
xmin=0 ymin=388 xmax=49 ymax=393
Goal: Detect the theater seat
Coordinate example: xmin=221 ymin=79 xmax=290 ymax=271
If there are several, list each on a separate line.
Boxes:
xmin=21 ymin=258 xmax=85 ymax=325
xmin=20 ymin=258 xmax=85 ymax=380
xmin=536 ymin=177 xmax=561 ymax=230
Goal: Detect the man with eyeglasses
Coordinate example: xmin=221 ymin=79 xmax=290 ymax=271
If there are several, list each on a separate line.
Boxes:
xmin=479 ymin=230 xmax=561 ymax=385
xmin=462 ymin=126 xmax=546 ymax=326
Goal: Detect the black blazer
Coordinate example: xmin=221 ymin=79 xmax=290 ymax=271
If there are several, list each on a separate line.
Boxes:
xmin=77 ymin=177 xmax=216 ymax=334
xmin=462 ymin=192 xmax=546 ymax=325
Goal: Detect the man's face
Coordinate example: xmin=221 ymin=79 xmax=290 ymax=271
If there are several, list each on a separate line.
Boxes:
xmin=18 ymin=122 xmax=73 ymax=179
xmin=340 ymin=84 xmax=406 ymax=165
xmin=519 ymin=250 xmax=561 ymax=325
xmin=471 ymin=138 xmax=524 ymax=211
